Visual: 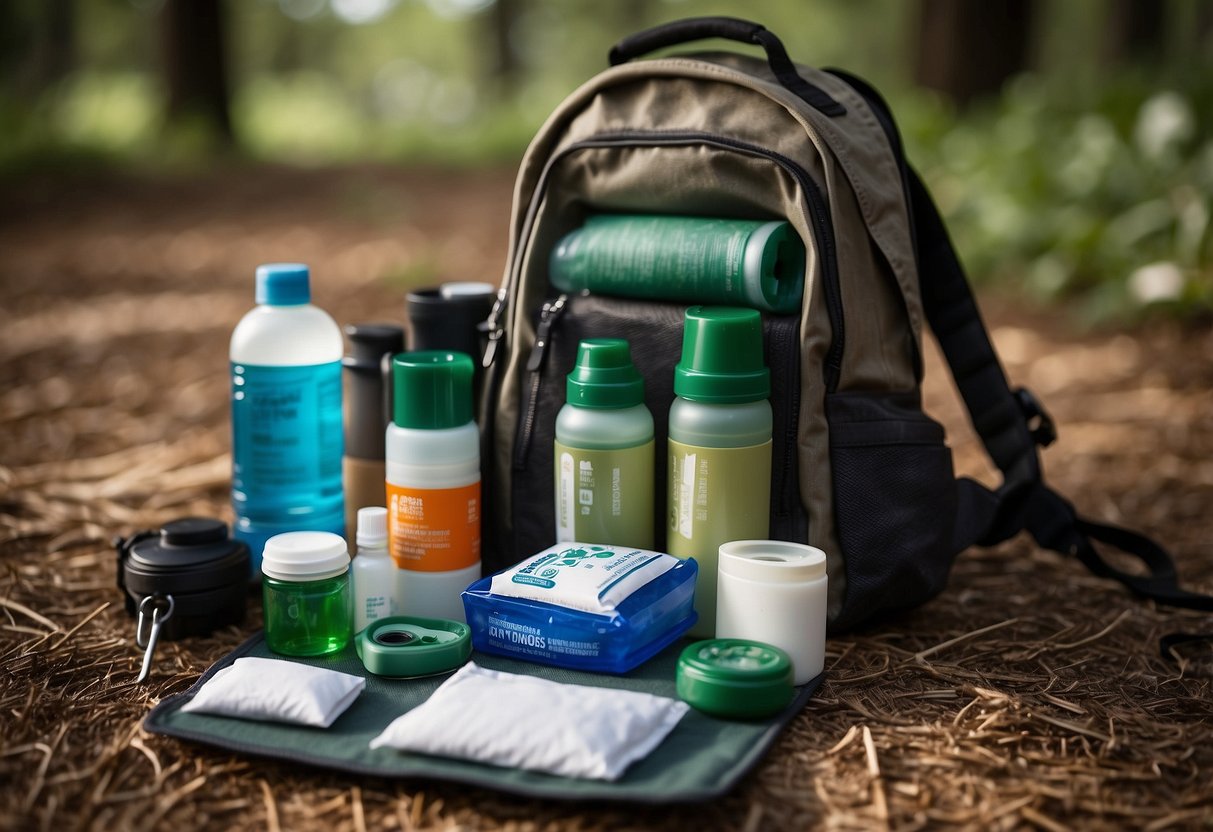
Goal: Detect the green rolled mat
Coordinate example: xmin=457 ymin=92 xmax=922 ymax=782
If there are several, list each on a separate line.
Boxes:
xmin=549 ymin=215 xmax=806 ymax=314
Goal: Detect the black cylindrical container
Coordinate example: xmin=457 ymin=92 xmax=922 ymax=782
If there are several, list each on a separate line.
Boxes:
xmin=343 ymin=323 xmax=405 ymax=533
xmin=116 ymin=518 xmax=249 ymax=641
xmin=406 ymin=283 xmax=495 ymax=402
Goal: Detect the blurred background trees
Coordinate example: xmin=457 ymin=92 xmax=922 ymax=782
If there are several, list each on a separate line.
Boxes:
xmin=0 ymin=0 xmax=1210 ymax=319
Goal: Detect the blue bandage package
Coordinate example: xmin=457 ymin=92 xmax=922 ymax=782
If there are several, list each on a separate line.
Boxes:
xmin=461 ymin=543 xmax=698 ymax=674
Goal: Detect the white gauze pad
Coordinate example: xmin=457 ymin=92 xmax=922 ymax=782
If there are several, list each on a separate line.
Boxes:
xmin=180 ymin=657 xmax=365 ymax=728
xmin=369 ymin=662 xmax=689 ymax=780
xmin=489 ymin=542 xmax=677 ymax=613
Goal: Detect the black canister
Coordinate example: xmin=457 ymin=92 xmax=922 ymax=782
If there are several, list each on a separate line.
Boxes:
xmin=115 ymin=518 xmax=249 ymax=641
xmin=406 ymin=283 xmax=495 ymax=407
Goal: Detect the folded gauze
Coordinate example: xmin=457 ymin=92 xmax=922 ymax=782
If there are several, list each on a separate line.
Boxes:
xmin=369 ymin=663 xmax=689 ymax=780
xmin=180 ymin=657 xmax=365 ymax=728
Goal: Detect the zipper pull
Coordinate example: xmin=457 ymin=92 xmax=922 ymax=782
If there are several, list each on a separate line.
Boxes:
xmin=527 ymin=294 xmax=567 ymax=372
xmin=481 ymin=287 xmax=508 ymax=369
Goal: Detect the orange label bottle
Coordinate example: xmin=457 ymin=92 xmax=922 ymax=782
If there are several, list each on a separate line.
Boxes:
xmin=386 ymin=351 xmax=481 ymax=622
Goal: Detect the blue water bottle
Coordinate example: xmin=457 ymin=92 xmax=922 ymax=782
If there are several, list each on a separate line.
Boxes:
xmin=230 ymin=263 xmax=345 ymax=576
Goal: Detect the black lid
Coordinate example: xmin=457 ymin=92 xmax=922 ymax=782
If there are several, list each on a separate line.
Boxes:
xmin=122 ymin=517 xmax=250 ymax=596
xmin=344 ymin=323 xmax=405 ymax=372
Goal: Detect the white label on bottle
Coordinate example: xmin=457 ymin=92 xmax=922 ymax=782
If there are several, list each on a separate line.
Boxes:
xmin=557 ymin=452 xmax=575 ymax=541
xmin=678 ymin=452 xmax=696 ymax=540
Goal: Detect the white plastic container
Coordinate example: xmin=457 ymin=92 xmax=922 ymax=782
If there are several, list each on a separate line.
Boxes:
xmin=351 ymin=506 xmax=397 ymax=631
xmin=386 ymin=352 xmax=480 ymax=622
xmin=715 ymin=540 xmax=827 ymax=685
xmin=230 ymin=263 xmax=345 ymax=575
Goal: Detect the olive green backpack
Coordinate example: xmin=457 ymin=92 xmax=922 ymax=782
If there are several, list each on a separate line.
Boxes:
xmin=478 ymin=17 xmax=1212 ymax=631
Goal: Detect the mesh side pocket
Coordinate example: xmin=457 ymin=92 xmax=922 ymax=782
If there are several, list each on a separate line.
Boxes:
xmin=827 ymin=392 xmax=959 ymax=631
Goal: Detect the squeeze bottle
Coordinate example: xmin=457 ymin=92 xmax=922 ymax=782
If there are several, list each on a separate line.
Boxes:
xmin=667 ymin=306 xmax=772 ymax=637
xmin=230 ymin=263 xmax=344 ymax=575
xmin=554 ymin=339 xmax=655 ymax=549
xmin=351 ymin=506 xmax=397 ymax=631
xmin=386 ymin=351 xmax=480 ymax=621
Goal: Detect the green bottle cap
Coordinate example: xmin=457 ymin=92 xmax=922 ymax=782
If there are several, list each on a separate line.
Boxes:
xmin=392 ymin=351 xmax=473 ymax=429
xmin=355 ymin=616 xmax=472 ymax=678
xmin=676 ymin=638 xmax=794 ymax=719
xmin=673 ymin=307 xmax=770 ymax=403
xmin=566 ymin=338 xmax=645 ymax=409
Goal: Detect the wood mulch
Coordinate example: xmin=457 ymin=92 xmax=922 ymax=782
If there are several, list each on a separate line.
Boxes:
xmin=1 ymin=165 xmax=1210 ymax=831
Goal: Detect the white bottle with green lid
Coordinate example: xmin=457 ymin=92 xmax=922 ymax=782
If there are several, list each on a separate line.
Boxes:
xmin=667 ymin=306 xmax=772 ymax=637
xmin=386 ymin=351 xmax=480 ymax=623
xmin=555 ymin=338 xmax=654 ymax=549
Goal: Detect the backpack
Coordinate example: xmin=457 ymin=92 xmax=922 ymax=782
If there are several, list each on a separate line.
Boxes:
xmin=477 ymin=16 xmax=1213 ymax=633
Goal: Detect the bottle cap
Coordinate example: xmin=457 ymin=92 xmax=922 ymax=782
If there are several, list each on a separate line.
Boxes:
xmin=673 ymin=307 xmax=770 ymax=403
xmin=261 ymin=531 xmax=350 ymax=582
xmin=676 ymin=638 xmax=794 ymax=719
xmin=344 ymin=323 xmax=404 ymax=371
xmin=119 ymin=518 xmax=250 ymax=596
xmin=356 ymin=507 xmax=388 ymax=549
xmin=565 ymin=338 xmax=645 ymax=409
xmin=718 ymin=540 xmax=827 ymax=583
xmin=255 ymin=263 xmax=311 ymax=306
xmin=392 ymin=351 xmax=474 ymax=429
xmin=743 ymin=221 xmax=806 ymax=314
xmin=439 ymin=281 xmax=496 ymax=299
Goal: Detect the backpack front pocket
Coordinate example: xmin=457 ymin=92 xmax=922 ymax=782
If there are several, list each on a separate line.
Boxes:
xmin=826 ymin=391 xmax=959 ymax=630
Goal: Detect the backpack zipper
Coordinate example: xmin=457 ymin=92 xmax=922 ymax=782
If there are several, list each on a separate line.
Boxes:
xmin=484 ymin=130 xmax=845 ymax=391
xmin=512 ymin=294 xmax=567 ymax=471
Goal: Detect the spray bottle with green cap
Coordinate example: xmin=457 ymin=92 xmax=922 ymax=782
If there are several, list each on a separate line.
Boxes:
xmin=667 ymin=307 xmax=772 ymax=637
xmin=386 ymin=351 xmax=480 ymax=622
xmin=555 ymin=339 xmax=654 ymax=549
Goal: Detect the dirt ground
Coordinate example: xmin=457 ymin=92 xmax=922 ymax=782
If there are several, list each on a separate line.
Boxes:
xmin=1 ymin=164 xmax=1211 ymax=831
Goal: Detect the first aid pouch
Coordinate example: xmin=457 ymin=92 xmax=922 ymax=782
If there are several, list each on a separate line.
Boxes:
xmin=461 ymin=543 xmax=697 ymax=673
xmin=179 ymin=657 xmax=365 ymax=728
xmin=369 ymin=662 xmax=689 ymax=781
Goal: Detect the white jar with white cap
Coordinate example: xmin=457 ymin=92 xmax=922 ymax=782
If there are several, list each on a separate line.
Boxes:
xmin=715 ymin=540 xmax=827 ymax=685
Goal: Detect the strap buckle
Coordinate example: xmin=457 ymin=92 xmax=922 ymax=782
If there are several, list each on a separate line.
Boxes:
xmin=1014 ymin=387 xmax=1057 ymax=448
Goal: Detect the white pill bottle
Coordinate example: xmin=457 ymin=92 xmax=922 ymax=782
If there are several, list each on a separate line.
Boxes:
xmin=386 ymin=351 xmax=480 ymax=621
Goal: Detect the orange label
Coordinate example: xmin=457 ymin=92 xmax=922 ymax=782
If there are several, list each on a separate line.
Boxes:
xmin=387 ymin=481 xmax=480 ymax=571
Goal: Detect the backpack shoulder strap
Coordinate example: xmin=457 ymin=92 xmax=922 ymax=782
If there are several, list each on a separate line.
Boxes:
xmin=905 ymin=162 xmax=1213 ymax=615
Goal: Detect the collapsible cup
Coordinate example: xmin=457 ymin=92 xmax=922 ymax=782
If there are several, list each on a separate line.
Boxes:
xmin=715 ymin=540 xmax=827 ymax=684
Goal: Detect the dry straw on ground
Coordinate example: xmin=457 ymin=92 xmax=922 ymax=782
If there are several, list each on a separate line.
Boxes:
xmin=2 ymin=168 xmax=1211 ymax=831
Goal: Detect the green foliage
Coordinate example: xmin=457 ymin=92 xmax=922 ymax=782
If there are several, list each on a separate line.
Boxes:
xmin=1 ymin=0 xmax=1210 ymax=319
xmin=902 ymin=75 xmax=1213 ymax=321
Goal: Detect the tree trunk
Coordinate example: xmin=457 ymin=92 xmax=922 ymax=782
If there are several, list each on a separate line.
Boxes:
xmin=161 ymin=0 xmax=233 ymax=146
xmin=1103 ymin=0 xmax=1166 ymax=66
xmin=481 ymin=0 xmax=522 ymax=96
xmin=915 ymin=0 xmax=1036 ymax=108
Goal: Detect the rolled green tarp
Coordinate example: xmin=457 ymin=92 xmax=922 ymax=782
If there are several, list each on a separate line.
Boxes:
xmin=549 ymin=215 xmax=806 ymax=314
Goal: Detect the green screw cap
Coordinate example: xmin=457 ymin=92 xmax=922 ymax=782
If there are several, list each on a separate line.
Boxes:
xmin=392 ymin=351 xmax=473 ymax=429
xmin=566 ymin=338 xmax=645 ymax=409
xmin=676 ymin=638 xmax=794 ymax=719
xmin=674 ymin=307 xmax=770 ymax=403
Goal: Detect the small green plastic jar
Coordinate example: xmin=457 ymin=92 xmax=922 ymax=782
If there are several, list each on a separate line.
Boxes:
xmin=261 ymin=531 xmax=352 ymax=657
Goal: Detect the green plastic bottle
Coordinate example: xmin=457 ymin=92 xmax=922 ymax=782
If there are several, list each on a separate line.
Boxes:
xmin=555 ymin=339 xmax=655 ymax=549
xmin=667 ymin=307 xmax=772 ymax=638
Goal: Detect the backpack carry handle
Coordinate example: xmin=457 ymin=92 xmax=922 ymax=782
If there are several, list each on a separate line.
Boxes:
xmin=608 ymin=17 xmax=846 ymax=117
